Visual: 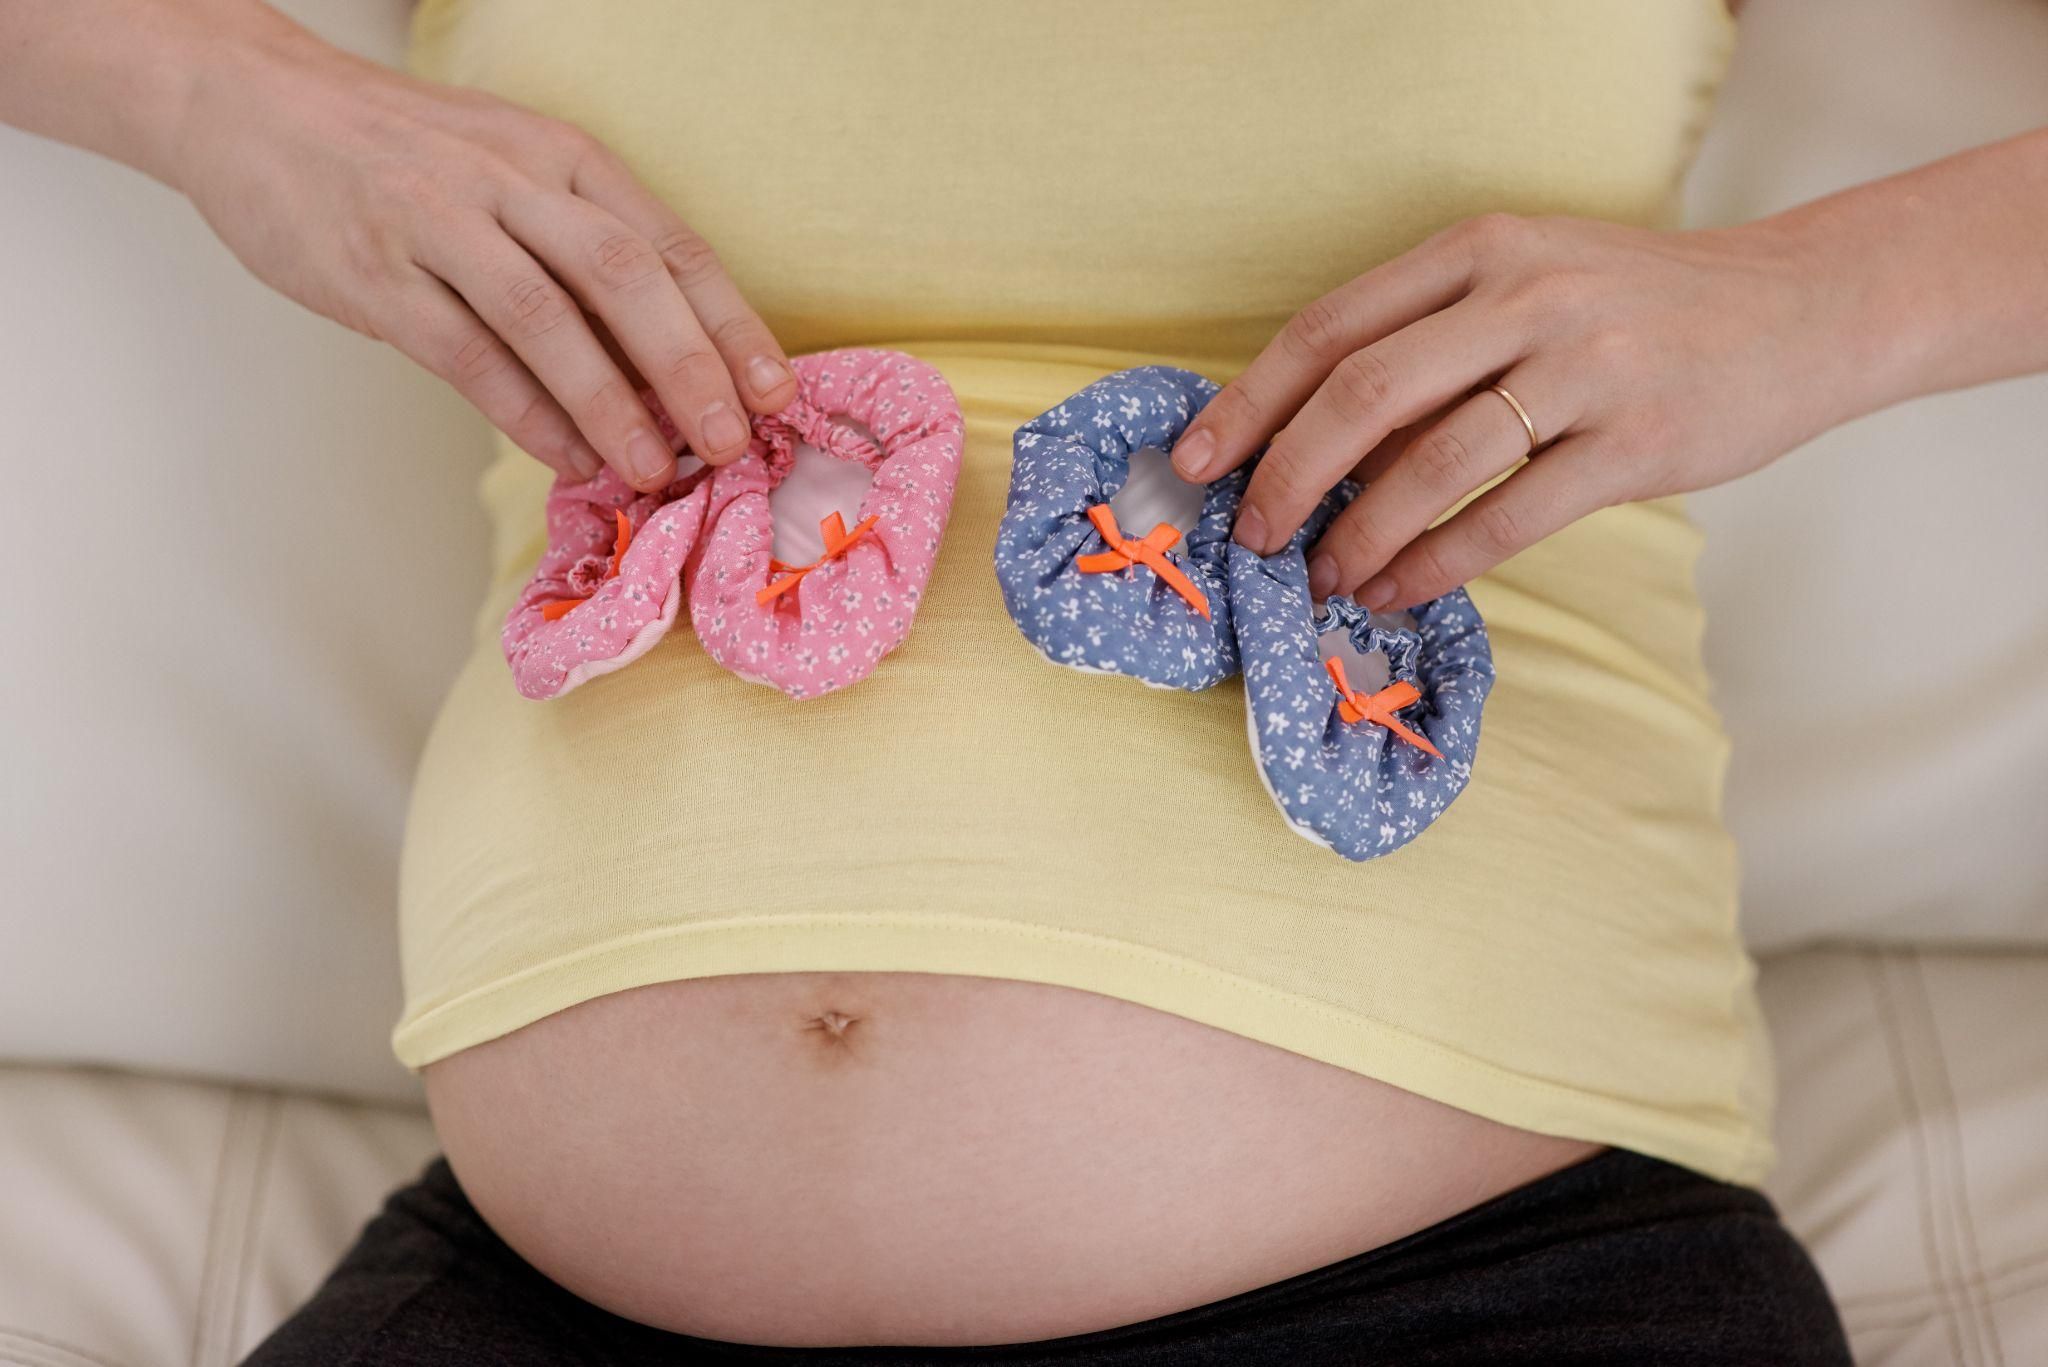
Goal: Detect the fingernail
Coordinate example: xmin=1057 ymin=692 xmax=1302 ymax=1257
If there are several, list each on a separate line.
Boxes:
xmin=701 ymin=402 xmax=748 ymax=455
xmin=1233 ymin=505 xmax=1268 ymax=553
xmin=1359 ymin=575 xmax=1397 ymax=611
xmin=747 ymin=355 xmax=789 ymax=397
xmin=624 ymin=428 xmax=673 ymax=486
xmin=1308 ymin=553 xmax=1337 ymax=599
xmin=1172 ymin=429 xmax=1216 ymax=481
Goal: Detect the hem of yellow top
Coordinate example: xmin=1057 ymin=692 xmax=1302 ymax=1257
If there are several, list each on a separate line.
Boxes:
xmin=391 ymin=912 xmax=1774 ymax=1187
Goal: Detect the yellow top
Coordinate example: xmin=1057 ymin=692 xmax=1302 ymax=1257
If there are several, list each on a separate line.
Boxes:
xmin=397 ymin=1 xmax=1771 ymax=1183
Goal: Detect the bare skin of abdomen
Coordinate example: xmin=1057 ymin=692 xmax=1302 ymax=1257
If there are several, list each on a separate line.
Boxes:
xmin=423 ymin=971 xmax=1601 ymax=1348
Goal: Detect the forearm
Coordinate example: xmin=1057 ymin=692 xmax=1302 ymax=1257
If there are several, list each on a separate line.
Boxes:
xmin=0 ymin=0 xmax=306 ymax=188
xmin=1766 ymin=125 xmax=2048 ymax=422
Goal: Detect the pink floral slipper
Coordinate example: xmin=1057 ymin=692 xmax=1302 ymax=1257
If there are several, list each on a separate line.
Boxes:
xmin=499 ymin=456 xmax=712 ymax=700
xmin=687 ymin=348 xmax=965 ymax=699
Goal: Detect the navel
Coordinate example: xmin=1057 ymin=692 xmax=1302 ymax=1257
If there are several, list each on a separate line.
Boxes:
xmin=802 ymin=1010 xmax=862 ymax=1048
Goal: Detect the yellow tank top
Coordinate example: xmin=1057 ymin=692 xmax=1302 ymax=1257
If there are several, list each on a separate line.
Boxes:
xmin=396 ymin=0 xmax=1771 ymax=1184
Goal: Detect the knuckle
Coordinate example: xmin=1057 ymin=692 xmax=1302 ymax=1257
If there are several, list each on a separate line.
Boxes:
xmin=541 ymin=118 xmax=600 ymax=164
xmin=408 ymin=190 xmax=476 ymax=245
xmin=338 ymin=219 xmax=398 ymax=283
xmin=464 ymin=155 xmax=531 ymax=211
xmin=543 ymin=433 xmax=593 ymax=473
xmin=1502 ymin=268 xmax=1580 ymax=325
xmin=508 ymin=391 xmax=560 ymax=442
xmin=1457 ymin=211 xmax=1530 ymax=258
xmin=660 ymin=346 xmax=729 ymax=394
xmin=1329 ymin=512 xmax=1389 ymax=570
xmin=1327 ymin=349 xmax=1396 ymax=426
xmin=1257 ymin=440 xmax=1322 ymax=511
xmin=1471 ymin=500 xmax=1526 ymax=558
xmin=1209 ymin=381 xmax=1265 ymax=435
xmin=448 ymin=85 xmax=509 ymax=116
xmin=589 ymin=231 xmax=664 ymax=291
xmin=705 ymin=311 xmax=769 ymax=354
xmin=1412 ymin=428 xmax=1472 ymax=492
xmin=1581 ymin=321 xmax=1637 ymax=372
xmin=340 ymin=302 xmax=385 ymax=342
xmin=1403 ymin=538 xmax=1460 ymax=596
xmin=448 ymin=328 xmax=506 ymax=385
xmin=578 ymin=375 xmax=639 ymax=427
xmin=651 ymin=228 xmax=724 ymax=288
xmin=375 ymin=162 xmax=441 ymax=213
xmin=1282 ymin=295 xmax=1350 ymax=362
xmin=502 ymin=274 xmax=574 ymax=339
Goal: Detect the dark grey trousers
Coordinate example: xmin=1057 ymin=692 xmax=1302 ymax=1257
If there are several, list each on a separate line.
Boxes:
xmin=241 ymin=1148 xmax=1851 ymax=1365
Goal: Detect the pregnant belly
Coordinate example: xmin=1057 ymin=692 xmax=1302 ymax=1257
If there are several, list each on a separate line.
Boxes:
xmin=423 ymin=971 xmax=1600 ymax=1348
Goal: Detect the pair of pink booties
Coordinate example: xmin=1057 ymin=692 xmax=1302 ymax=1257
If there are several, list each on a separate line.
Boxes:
xmin=502 ymin=348 xmax=965 ymax=701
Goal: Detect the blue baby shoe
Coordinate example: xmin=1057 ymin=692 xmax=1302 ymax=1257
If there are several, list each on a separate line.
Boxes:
xmin=994 ymin=366 xmax=1246 ymax=690
xmin=1230 ymin=481 xmax=1495 ymax=860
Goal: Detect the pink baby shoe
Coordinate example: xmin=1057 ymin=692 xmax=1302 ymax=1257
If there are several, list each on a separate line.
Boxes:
xmin=500 ymin=455 xmax=712 ymax=701
xmin=686 ymin=348 xmax=965 ymax=699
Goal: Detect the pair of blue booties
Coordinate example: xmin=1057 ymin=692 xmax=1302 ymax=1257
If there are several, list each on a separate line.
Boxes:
xmin=993 ymin=366 xmax=1496 ymax=861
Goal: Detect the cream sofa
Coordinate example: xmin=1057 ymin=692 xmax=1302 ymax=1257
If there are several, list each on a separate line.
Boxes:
xmin=1 ymin=1 xmax=2042 ymax=1363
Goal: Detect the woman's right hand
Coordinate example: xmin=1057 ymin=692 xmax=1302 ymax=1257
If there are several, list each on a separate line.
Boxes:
xmin=170 ymin=23 xmax=794 ymax=489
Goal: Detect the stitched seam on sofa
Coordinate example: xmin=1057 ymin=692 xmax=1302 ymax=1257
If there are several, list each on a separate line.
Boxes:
xmin=1867 ymin=950 xmax=1979 ymax=1367
xmin=1980 ymin=1254 xmax=2048 ymax=1303
xmin=0 ymin=1348 xmax=107 ymax=1367
xmin=1834 ymin=1245 xmax=2048 ymax=1309
xmin=0 ymin=1337 xmax=113 ymax=1367
xmin=393 ymin=912 xmax=1765 ymax=1147
xmin=0 ymin=1329 xmax=125 ymax=1367
xmin=1906 ymin=948 xmax=2009 ymax=1367
xmin=1842 ymin=1264 xmax=2048 ymax=1335
xmin=188 ymin=1091 xmax=239 ymax=1367
xmin=224 ymin=1094 xmax=282 ymax=1364
xmin=190 ymin=1088 xmax=268 ymax=1367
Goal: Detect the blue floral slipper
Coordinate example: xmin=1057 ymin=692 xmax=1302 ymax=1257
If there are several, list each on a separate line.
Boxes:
xmin=994 ymin=366 xmax=1247 ymax=690
xmin=1230 ymin=481 xmax=1495 ymax=860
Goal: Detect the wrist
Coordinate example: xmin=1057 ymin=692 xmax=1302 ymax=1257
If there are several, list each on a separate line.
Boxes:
xmin=153 ymin=11 xmax=325 ymax=193
xmin=1735 ymin=208 xmax=1934 ymax=434
xmin=1739 ymin=127 xmax=2048 ymax=429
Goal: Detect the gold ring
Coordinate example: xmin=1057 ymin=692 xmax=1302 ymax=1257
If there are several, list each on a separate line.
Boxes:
xmin=1486 ymin=383 xmax=1539 ymax=453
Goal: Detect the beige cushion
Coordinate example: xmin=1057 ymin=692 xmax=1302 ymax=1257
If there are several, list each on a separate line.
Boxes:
xmin=0 ymin=1063 xmax=437 ymax=1365
xmin=0 ymin=0 xmax=490 ymax=1103
xmin=2 ymin=947 xmax=2041 ymax=1364
xmin=1681 ymin=0 xmax=2048 ymax=950
xmin=1759 ymin=948 xmax=2048 ymax=1364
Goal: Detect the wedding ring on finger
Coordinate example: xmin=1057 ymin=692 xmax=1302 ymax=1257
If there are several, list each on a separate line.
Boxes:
xmin=1485 ymin=382 xmax=1540 ymax=454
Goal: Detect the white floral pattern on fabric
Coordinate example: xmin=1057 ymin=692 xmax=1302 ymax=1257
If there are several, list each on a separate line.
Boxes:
xmin=993 ymin=366 xmax=1245 ymax=690
xmin=504 ymin=348 xmax=963 ymax=702
xmin=996 ymin=370 xmax=1493 ymax=860
xmin=1231 ymin=481 xmax=1495 ymax=861
xmin=500 ymin=465 xmax=713 ymax=701
xmin=686 ymin=348 xmax=966 ymax=700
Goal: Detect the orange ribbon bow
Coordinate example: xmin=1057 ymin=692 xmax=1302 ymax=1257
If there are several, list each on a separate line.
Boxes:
xmin=1323 ymin=655 xmax=1442 ymax=758
xmin=1074 ymin=504 xmax=1211 ymax=620
xmin=540 ymin=509 xmax=634 ymax=622
xmin=756 ymin=511 xmax=881 ymax=605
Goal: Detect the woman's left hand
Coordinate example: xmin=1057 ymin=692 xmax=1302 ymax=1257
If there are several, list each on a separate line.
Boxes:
xmin=1167 ymin=211 xmax=1876 ymax=609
